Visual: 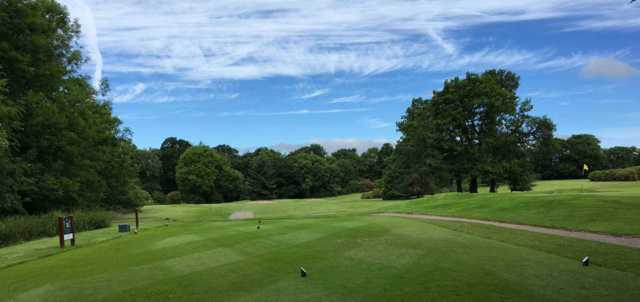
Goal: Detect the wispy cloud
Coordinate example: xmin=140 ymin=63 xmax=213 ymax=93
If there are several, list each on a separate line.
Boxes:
xmin=60 ymin=0 xmax=102 ymax=89
xmin=300 ymin=89 xmax=330 ymax=99
xmin=329 ymin=94 xmax=410 ymax=104
xmin=113 ymin=83 xmax=146 ymax=103
xmin=219 ymin=108 xmax=368 ymax=117
xmin=329 ymin=95 xmax=364 ymax=104
xmin=362 ymin=117 xmax=393 ymax=129
xmin=64 ymin=0 xmax=638 ymax=82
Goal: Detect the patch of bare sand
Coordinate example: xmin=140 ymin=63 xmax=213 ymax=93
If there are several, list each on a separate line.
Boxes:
xmin=248 ymin=200 xmax=274 ymax=204
xmin=229 ymin=211 xmax=255 ymax=220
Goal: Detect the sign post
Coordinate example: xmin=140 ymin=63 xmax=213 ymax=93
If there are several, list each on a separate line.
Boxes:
xmin=135 ymin=209 xmax=139 ymax=231
xmin=58 ymin=215 xmax=76 ymax=248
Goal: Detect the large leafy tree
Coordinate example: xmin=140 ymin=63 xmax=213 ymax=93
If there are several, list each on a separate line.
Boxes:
xmin=159 ymin=137 xmax=192 ymax=193
xmin=330 ymin=149 xmax=361 ymax=193
xmin=0 ymin=0 xmax=143 ymax=214
xmin=427 ymin=70 xmax=533 ymax=193
xmin=604 ymin=146 xmax=637 ymax=169
xmin=360 ymin=147 xmax=381 ymax=180
xmin=564 ymin=134 xmax=605 ymax=176
xmin=135 ymin=148 xmax=162 ymax=195
xmin=386 ymin=98 xmax=449 ymax=198
xmin=280 ymin=151 xmax=337 ymax=198
xmin=238 ymin=147 xmax=285 ymax=200
xmin=176 ymin=145 xmax=245 ymax=203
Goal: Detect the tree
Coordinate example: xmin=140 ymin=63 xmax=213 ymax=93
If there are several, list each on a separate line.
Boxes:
xmin=239 ymin=148 xmax=285 ymax=200
xmin=290 ymin=144 xmax=327 ymax=157
xmin=382 ymin=139 xmax=446 ymax=199
xmin=604 ymin=146 xmax=637 ymax=169
xmin=176 ymin=145 xmax=244 ymax=203
xmin=360 ymin=147 xmax=381 ymax=180
xmin=385 ymin=99 xmax=449 ymax=199
xmin=0 ymin=80 xmax=23 ymax=215
xmin=213 ymin=144 xmax=241 ymax=169
xmin=565 ymin=134 xmax=605 ymax=176
xmin=134 ymin=148 xmax=163 ymax=199
xmin=416 ymin=70 xmax=532 ymax=193
xmin=0 ymin=0 xmax=143 ymax=214
xmin=159 ymin=137 xmax=192 ymax=193
xmin=330 ymin=149 xmax=361 ymax=193
xmin=529 ymin=117 xmax=560 ymax=179
xmin=280 ymin=151 xmax=337 ymax=198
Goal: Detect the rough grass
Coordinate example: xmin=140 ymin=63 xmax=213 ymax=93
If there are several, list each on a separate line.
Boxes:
xmin=1 ymin=180 xmax=640 ymax=301
xmin=0 ymin=210 xmax=114 ymax=247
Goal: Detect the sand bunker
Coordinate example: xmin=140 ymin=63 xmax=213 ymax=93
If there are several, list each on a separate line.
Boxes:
xmin=229 ymin=211 xmax=255 ymax=220
xmin=249 ymin=200 xmax=274 ymax=204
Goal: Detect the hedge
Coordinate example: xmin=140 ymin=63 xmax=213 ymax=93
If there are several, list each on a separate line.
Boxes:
xmin=589 ymin=166 xmax=640 ymax=182
xmin=0 ymin=210 xmax=114 ymax=246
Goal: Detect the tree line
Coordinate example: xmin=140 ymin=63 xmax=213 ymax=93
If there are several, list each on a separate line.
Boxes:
xmin=135 ymin=139 xmax=393 ymax=203
xmin=1 ymin=0 xmax=638 ymax=216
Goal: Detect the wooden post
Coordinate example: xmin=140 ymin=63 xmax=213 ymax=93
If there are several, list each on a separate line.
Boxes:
xmin=69 ymin=215 xmax=76 ymax=247
xmin=135 ymin=209 xmax=139 ymax=230
xmin=58 ymin=216 xmax=64 ymax=248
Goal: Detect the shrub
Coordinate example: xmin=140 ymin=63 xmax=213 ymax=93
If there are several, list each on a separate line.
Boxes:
xmin=346 ymin=178 xmax=376 ymax=194
xmin=361 ymin=188 xmax=383 ymax=199
xmin=505 ymin=160 xmax=534 ymax=192
xmin=151 ymin=191 xmax=167 ymax=204
xmin=166 ymin=191 xmax=182 ymax=204
xmin=589 ymin=166 xmax=640 ymax=182
xmin=0 ymin=210 xmax=114 ymax=246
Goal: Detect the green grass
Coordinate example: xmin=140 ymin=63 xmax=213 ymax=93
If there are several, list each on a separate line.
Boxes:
xmin=1 ymin=179 xmax=639 ymax=301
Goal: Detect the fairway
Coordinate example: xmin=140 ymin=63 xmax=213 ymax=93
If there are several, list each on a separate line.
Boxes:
xmin=3 ymin=217 xmax=640 ymax=301
xmin=2 ymin=180 xmax=640 ymax=301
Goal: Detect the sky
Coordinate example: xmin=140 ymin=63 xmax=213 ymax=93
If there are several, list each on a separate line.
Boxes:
xmin=59 ymin=0 xmax=640 ymax=153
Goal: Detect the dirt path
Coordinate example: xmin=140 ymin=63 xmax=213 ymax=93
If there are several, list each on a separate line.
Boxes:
xmin=377 ymin=213 xmax=640 ymax=249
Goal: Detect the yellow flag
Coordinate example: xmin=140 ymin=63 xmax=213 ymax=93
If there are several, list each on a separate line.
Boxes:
xmin=583 ymin=164 xmax=589 ymax=172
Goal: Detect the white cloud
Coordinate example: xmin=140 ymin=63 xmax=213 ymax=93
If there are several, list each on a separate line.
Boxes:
xmin=60 ymin=0 xmax=103 ymax=89
xmin=580 ymin=57 xmax=638 ymax=79
xmin=362 ymin=117 xmax=393 ymax=129
xmin=300 ymin=89 xmax=330 ymax=99
xmin=62 ymin=0 xmax=638 ymax=82
xmin=329 ymin=95 xmax=364 ymax=104
xmin=113 ymin=83 xmax=146 ymax=103
xmin=219 ymin=108 xmax=368 ymax=117
xmin=329 ymin=94 xmax=411 ymax=104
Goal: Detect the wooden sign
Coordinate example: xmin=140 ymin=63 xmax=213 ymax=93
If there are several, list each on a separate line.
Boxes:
xmin=58 ymin=216 xmax=76 ymax=248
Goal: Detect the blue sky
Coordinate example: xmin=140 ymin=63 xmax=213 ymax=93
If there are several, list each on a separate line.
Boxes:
xmin=60 ymin=0 xmax=640 ymax=152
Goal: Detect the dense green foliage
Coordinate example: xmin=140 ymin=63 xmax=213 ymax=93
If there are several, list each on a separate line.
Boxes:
xmin=0 ymin=0 xmax=144 ymax=216
xmin=176 ymin=145 xmax=245 ymax=203
xmin=388 ymin=70 xmax=538 ymax=197
xmin=159 ymin=137 xmax=192 ymax=193
xmin=384 ymin=70 xmax=638 ymax=199
xmin=589 ymin=166 xmax=640 ymax=181
xmin=0 ymin=210 xmax=113 ymax=246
